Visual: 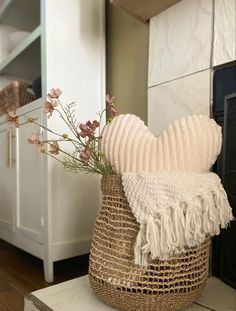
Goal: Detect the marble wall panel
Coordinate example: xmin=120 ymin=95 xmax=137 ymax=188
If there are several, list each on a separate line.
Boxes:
xmin=213 ymin=0 xmax=236 ymax=66
xmin=148 ymin=70 xmax=211 ymax=135
xmin=148 ymin=0 xmax=213 ymax=87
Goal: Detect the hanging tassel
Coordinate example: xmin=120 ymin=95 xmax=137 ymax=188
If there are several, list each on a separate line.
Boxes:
xmin=134 ymin=225 xmax=147 ymax=266
xmin=127 ymin=173 xmax=234 ymax=266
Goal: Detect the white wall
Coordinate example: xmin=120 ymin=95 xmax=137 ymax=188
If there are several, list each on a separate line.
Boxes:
xmin=41 ymin=0 xmax=105 ymax=248
xmin=148 ymin=0 xmax=236 ymax=135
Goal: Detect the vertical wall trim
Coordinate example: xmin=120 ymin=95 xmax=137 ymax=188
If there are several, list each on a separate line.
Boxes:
xmin=100 ymin=0 xmax=106 ymax=127
xmin=209 ymin=0 xmax=215 ymax=117
xmin=210 ymin=0 xmax=216 ymax=68
xmin=40 ymin=0 xmax=53 ymax=282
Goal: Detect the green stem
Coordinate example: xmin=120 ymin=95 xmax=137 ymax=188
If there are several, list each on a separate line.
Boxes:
xmin=54 ymin=107 xmax=78 ymax=138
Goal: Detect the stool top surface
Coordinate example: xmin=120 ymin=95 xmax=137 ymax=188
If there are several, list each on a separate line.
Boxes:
xmin=25 ymin=275 xmax=116 ymax=311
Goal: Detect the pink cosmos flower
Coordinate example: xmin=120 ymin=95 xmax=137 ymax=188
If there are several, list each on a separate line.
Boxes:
xmin=28 ymin=133 xmax=45 ymax=152
xmin=78 ymin=120 xmax=99 ymax=138
xmin=78 ymin=123 xmax=92 ymax=138
xmin=28 ymin=133 xmax=40 ymax=145
xmin=6 ymin=111 xmax=19 ymax=128
xmin=80 ymin=149 xmax=91 ymax=164
xmin=48 ymin=88 xmax=62 ymax=99
xmin=105 ymin=94 xmax=118 ymax=118
xmin=49 ymin=141 xmax=60 ymax=155
xmin=87 ymin=120 xmax=100 ymax=129
xmin=44 ymin=100 xmax=58 ymax=118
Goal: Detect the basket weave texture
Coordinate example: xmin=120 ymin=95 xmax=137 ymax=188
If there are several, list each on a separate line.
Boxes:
xmin=89 ymin=175 xmax=210 ymax=311
xmin=0 ymin=80 xmax=35 ymax=116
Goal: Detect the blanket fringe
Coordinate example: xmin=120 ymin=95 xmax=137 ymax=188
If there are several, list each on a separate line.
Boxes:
xmin=134 ymin=188 xmax=233 ymax=266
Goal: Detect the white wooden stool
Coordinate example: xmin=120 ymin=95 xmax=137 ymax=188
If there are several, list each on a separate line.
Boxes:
xmin=24 ymin=275 xmax=116 ymax=311
xmin=25 ymin=276 xmax=234 ymax=311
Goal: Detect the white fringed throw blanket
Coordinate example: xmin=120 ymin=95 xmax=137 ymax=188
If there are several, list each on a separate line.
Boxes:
xmin=122 ymin=172 xmax=233 ymax=266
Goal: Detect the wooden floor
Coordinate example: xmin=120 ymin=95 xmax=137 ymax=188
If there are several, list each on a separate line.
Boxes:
xmin=0 ymin=239 xmax=89 ymax=311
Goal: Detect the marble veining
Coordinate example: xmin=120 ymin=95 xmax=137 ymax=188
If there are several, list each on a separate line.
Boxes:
xmin=148 ymin=0 xmax=213 ymax=87
xmin=213 ymin=0 xmax=236 ymax=67
xmin=148 ymin=70 xmax=211 ymax=135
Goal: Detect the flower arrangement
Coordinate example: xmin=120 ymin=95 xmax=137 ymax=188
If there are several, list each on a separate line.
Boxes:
xmin=7 ymin=89 xmax=118 ymax=176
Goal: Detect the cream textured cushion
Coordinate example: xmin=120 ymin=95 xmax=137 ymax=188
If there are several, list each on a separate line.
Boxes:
xmin=101 ymin=114 xmax=222 ymax=174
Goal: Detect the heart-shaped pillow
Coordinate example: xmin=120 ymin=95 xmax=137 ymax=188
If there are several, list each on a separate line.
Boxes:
xmin=101 ymin=114 xmax=222 ymax=175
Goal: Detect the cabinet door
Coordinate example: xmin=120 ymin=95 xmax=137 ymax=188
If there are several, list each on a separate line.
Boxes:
xmin=17 ymin=108 xmax=44 ymax=243
xmin=0 ymin=123 xmax=16 ymax=231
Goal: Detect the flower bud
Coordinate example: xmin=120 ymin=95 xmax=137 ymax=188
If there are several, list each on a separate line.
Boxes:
xmin=27 ymin=117 xmax=34 ymax=123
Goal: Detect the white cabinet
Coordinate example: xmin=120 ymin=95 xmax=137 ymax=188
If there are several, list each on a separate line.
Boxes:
xmin=0 ymin=0 xmax=105 ymax=282
xmin=0 ymin=107 xmax=44 ymax=244
xmin=0 ymin=123 xmax=16 ymax=232
xmin=17 ymin=108 xmax=44 ymax=243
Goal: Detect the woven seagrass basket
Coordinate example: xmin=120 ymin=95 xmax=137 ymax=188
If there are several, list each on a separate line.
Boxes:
xmin=89 ymin=175 xmax=210 ymax=311
xmin=0 ymin=80 xmax=35 ymax=116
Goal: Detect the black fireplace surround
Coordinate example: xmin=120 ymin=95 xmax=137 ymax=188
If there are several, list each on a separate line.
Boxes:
xmin=212 ymin=63 xmax=236 ymax=289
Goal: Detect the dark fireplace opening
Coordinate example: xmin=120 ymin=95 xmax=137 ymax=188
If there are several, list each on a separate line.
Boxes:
xmin=212 ymin=64 xmax=236 ymax=289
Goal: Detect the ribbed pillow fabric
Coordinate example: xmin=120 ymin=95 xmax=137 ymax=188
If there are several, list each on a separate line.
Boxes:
xmin=101 ymin=114 xmax=222 ymax=174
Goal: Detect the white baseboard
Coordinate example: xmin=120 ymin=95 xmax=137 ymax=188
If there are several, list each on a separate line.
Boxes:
xmin=52 ymin=238 xmax=92 ymax=262
xmin=0 ymin=228 xmax=43 ymax=259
